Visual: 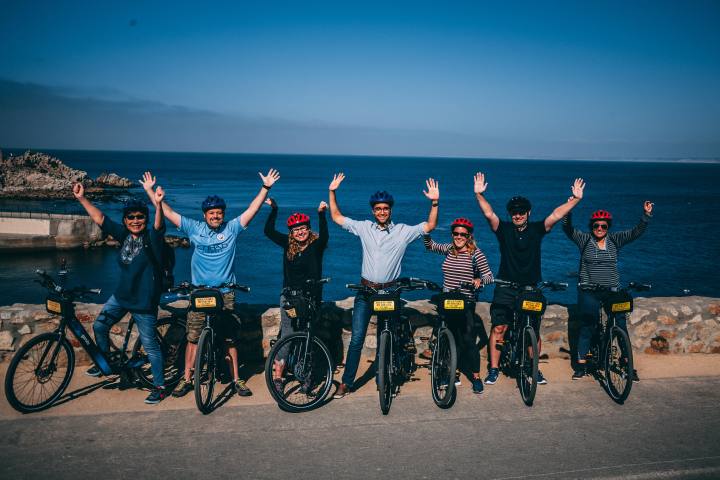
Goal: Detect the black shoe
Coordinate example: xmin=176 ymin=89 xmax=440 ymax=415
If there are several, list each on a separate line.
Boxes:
xmin=632 ymin=369 xmax=640 ymax=383
xmin=144 ymin=387 xmax=167 ymax=405
xmin=537 ymin=370 xmax=548 ymax=385
xmin=172 ymin=378 xmax=193 ymax=397
xmin=85 ymin=366 xmax=102 ymax=377
xmin=572 ymin=367 xmax=586 ymax=380
xmin=234 ymin=379 xmax=253 ymax=397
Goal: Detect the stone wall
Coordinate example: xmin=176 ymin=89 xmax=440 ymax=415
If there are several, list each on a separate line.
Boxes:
xmin=1 ymin=296 xmax=718 ymax=363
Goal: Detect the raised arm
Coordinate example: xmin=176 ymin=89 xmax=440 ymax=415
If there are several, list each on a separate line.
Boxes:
xmin=240 ymin=168 xmax=280 ymax=228
xmin=317 ymin=201 xmax=329 ymax=247
xmin=423 ymin=234 xmax=451 ymax=254
xmin=422 ymin=178 xmax=439 ymax=233
xmin=263 ymin=198 xmax=287 ymax=248
xmin=328 ymin=173 xmax=347 ymax=226
xmin=544 ymin=178 xmax=585 ymax=231
xmin=561 ymin=209 xmax=589 ymax=248
xmin=610 ymin=200 xmax=653 ymax=249
xmin=473 ymin=172 xmax=500 ymax=231
xmin=139 ymin=171 xmax=164 ymax=231
xmin=72 ymin=183 xmax=104 ymax=226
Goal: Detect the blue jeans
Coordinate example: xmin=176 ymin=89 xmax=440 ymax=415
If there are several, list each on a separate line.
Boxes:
xmin=577 ymin=289 xmax=629 ymax=361
xmin=341 ymin=293 xmax=374 ymax=388
xmin=93 ymin=295 xmax=165 ymax=388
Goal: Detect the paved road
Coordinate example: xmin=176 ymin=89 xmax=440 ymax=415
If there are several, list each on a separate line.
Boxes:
xmin=1 ymin=375 xmax=719 ymax=479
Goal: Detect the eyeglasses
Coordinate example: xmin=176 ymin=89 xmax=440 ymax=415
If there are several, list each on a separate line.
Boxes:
xmin=452 ymin=231 xmax=470 ymax=238
xmin=592 ymin=223 xmax=609 ymax=230
xmin=373 ymin=207 xmax=391 ymax=213
xmin=125 ymin=214 xmax=146 ymax=220
xmin=291 ymin=226 xmax=309 ymax=234
xmin=510 ymin=210 xmax=527 ymax=216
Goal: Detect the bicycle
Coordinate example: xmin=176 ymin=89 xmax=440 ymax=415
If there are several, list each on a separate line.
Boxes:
xmin=494 ymin=279 xmax=567 ymax=407
xmin=346 ymin=277 xmax=434 ymax=415
xmin=171 ymin=282 xmax=250 ymax=414
xmin=4 ymin=269 xmax=186 ymax=413
xmin=577 ymin=281 xmax=651 ymax=404
xmin=264 ymin=278 xmax=334 ymax=412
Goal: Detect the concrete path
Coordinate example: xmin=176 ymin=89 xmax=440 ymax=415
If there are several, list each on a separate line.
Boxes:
xmin=1 ymin=355 xmax=719 ymax=479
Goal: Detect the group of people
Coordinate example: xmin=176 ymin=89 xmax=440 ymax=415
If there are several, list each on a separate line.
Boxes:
xmin=72 ymin=168 xmax=652 ymax=405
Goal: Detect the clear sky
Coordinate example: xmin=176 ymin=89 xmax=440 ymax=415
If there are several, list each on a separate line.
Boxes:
xmin=1 ymin=0 xmax=719 ymax=159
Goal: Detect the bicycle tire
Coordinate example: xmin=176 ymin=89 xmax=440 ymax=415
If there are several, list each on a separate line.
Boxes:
xmin=194 ymin=328 xmax=217 ymax=414
xmin=430 ymin=327 xmax=457 ymax=409
xmin=5 ymin=333 xmax=75 ymax=413
xmin=264 ymin=333 xmax=334 ymax=412
xmin=132 ymin=317 xmax=187 ymax=389
xmin=377 ymin=330 xmax=393 ymax=415
xmin=517 ymin=325 xmax=538 ymax=407
xmin=604 ymin=325 xmax=633 ymax=404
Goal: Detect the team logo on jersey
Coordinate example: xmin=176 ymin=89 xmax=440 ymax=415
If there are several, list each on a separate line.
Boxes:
xmin=217 ymin=233 xmax=226 ymax=241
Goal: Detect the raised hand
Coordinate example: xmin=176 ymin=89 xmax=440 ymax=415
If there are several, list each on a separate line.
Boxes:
xmin=154 ymin=186 xmax=165 ymax=205
xmin=329 ymin=173 xmax=345 ymax=191
xmin=318 ymin=201 xmax=328 ymax=212
xmin=423 ymin=178 xmax=439 ymax=201
xmin=259 ymin=168 xmax=280 ymax=188
xmin=474 ymin=172 xmax=488 ymax=195
xmin=264 ymin=197 xmax=278 ymax=209
xmin=571 ymin=178 xmax=585 ymax=199
xmin=139 ymin=171 xmax=156 ymax=193
xmin=644 ymin=200 xmax=654 ymax=215
xmin=72 ymin=183 xmax=85 ymax=199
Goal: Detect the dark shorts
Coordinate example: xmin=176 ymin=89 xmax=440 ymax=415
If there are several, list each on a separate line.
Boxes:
xmin=186 ymin=291 xmax=242 ymax=343
xmin=490 ymin=286 xmax=543 ymax=331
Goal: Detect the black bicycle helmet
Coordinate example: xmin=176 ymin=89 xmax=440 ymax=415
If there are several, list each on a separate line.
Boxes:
xmin=122 ymin=198 xmax=149 ymax=217
xmin=202 ymin=195 xmax=226 ymax=212
xmin=369 ymin=191 xmax=394 ymax=207
xmin=506 ymin=196 xmax=532 ymax=213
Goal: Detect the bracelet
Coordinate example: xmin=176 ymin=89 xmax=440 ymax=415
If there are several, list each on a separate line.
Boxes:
xmin=431 ymin=202 xmax=439 ymax=207
xmin=262 ymin=185 xmax=271 ymax=190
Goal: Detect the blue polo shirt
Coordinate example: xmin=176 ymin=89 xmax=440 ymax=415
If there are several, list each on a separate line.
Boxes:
xmin=179 ymin=216 xmax=245 ymax=288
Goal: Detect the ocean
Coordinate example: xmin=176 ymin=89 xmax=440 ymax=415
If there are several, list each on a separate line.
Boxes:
xmin=1 ymin=149 xmax=719 ymax=307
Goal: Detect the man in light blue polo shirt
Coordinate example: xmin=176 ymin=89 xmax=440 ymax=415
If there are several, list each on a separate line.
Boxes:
xmin=156 ymin=168 xmax=280 ymax=398
xmin=328 ymin=173 xmax=439 ymax=398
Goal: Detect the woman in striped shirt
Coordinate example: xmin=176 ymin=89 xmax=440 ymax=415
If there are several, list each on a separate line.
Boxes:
xmin=563 ymin=201 xmax=653 ymax=380
xmin=424 ymin=218 xmax=494 ymax=393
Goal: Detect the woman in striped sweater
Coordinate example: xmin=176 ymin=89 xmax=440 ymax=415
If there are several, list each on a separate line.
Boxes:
xmin=563 ymin=200 xmax=653 ymax=380
xmin=424 ymin=218 xmax=494 ymax=393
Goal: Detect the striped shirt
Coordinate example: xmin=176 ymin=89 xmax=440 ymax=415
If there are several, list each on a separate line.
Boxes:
xmin=562 ymin=212 xmax=651 ymax=288
xmin=423 ymin=235 xmax=494 ymax=300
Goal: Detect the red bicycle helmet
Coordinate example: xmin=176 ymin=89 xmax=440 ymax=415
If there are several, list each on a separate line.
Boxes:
xmin=590 ymin=210 xmax=613 ymax=221
xmin=451 ymin=217 xmax=474 ymax=233
xmin=287 ymin=213 xmax=311 ymax=229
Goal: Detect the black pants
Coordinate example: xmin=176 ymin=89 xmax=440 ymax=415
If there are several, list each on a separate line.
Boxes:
xmin=447 ymin=308 xmax=489 ymax=375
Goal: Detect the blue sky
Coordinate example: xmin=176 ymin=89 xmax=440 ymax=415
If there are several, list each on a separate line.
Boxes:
xmin=1 ymin=0 xmax=719 ymax=158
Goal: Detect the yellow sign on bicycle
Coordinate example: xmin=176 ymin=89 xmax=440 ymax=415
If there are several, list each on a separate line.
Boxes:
xmin=521 ymin=300 xmax=543 ymax=312
xmin=46 ymin=299 xmax=62 ymax=314
xmin=194 ymin=297 xmax=217 ymax=308
xmin=611 ymin=302 xmax=631 ymax=312
xmin=373 ymin=300 xmax=396 ymax=311
xmin=444 ymin=299 xmax=465 ymax=310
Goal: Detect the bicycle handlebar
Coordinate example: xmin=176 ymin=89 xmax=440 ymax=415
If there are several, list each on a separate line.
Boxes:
xmin=35 ymin=270 xmax=102 ymax=298
xmin=494 ymin=279 xmax=567 ymax=291
xmin=345 ymin=277 xmax=438 ymax=295
xmin=168 ymin=282 xmax=251 ymax=293
xmin=578 ymin=281 xmax=652 ymax=292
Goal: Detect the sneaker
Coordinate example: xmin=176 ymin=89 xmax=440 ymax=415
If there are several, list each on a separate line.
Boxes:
xmin=333 ymin=383 xmax=351 ymax=399
xmin=632 ymin=369 xmax=640 ymax=383
xmin=572 ymin=367 xmax=586 ymax=380
xmin=85 ymin=366 xmax=102 ymax=377
xmin=144 ymin=387 xmax=167 ymax=405
xmin=234 ymin=379 xmax=253 ymax=397
xmin=537 ymin=370 xmax=548 ymax=385
xmin=172 ymin=378 xmax=193 ymax=398
xmin=484 ymin=368 xmax=499 ymax=385
xmin=454 ymin=374 xmax=462 ymax=386
xmin=472 ymin=378 xmax=484 ymax=394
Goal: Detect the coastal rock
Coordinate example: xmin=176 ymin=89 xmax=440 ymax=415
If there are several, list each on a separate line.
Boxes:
xmin=95 ymin=172 xmax=133 ymax=188
xmin=0 ymin=331 xmax=15 ymax=351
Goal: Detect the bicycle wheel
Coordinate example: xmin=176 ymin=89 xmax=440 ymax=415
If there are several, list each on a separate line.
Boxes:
xmin=430 ymin=327 xmax=457 ymax=409
xmin=194 ymin=328 xmax=217 ymax=414
xmin=132 ymin=318 xmax=187 ymax=389
xmin=377 ymin=330 xmax=393 ymax=415
xmin=264 ymin=333 xmax=334 ymax=412
xmin=604 ymin=325 xmax=633 ymax=403
xmin=5 ymin=333 xmax=75 ymax=413
xmin=517 ymin=325 xmax=538 ymax=407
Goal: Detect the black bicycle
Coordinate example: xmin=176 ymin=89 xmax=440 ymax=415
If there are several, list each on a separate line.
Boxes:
xmin=347 ymin=277 xmax=434 ymax=415
xmin=171 ymin=282 xmax=250 ymax=414
xmin=4 ymin=270 xmax=186 ymax=413
xmin=494 ymin=279 xmax=567 ymax=407
xmin=577 ymin=281 xmax=651 ymax=404
xmin=264 ymin=278 xmax=334 ymax=412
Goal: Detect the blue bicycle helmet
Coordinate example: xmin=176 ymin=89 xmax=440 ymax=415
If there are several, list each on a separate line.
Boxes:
xmin=122 ymin=198 xmax=149 ymax=217
xmin=202 ymin=195 xmax=226 ymax=212
xmin=369 ymin=191 xmax=394 ymax=207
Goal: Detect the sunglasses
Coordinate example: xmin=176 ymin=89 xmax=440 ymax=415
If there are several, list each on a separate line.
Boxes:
xmin=452 ymin=231 xmax=470 ymax=238
xmin=125 ymin=214 xmax=146 ymax=220
xmin=592 ymin=223 xmax=609 ymax=230
xmin=510 ymin=210 xmax=528 ymax=216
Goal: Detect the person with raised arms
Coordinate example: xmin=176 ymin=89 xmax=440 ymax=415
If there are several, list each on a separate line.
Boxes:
xmin=474 ymin=172 xmax=585 ymax=386
xmin=148 ymin=169 xmax=280 ymax=398
xmin=328 ymin=173 xmax=439 ymax=399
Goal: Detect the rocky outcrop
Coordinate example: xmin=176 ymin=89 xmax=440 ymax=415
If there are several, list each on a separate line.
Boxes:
xmin=0 ymin=150 xmax=132 ymax=200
